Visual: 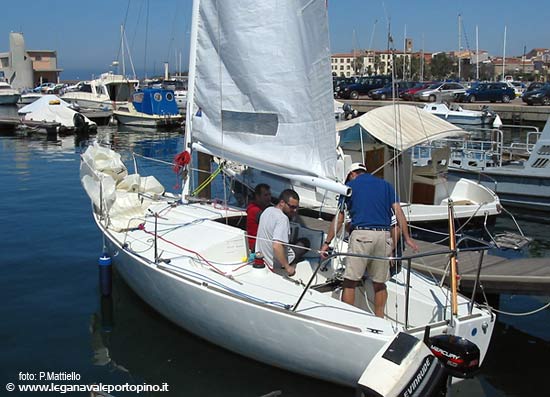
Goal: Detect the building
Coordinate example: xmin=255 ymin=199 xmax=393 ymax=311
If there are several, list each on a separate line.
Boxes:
xmin=331 ymin=53 xmax=355 ymax=77
xmin=0 ymin=32 xmax=62 ymax=90
xmin=331 ymin=50 xmax=418 ymax=77
xmin=492 ymin=57 xmax=534 ymax=79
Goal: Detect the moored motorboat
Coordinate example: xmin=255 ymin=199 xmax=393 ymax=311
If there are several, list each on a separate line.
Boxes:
xmin=0 ymin=81 xmax=21 ymax=105
xmin=422 ymin=102 xmax=502 ymax=128
xmin=61 ymin=72 xmax=138 ymax=111
xmin=446 ymin=118 xmax=550 ymax=211
xmin=19 ymin=95 xmax=97 ymax=134
xmin=113 ymin=88 xmax=183 ymax=128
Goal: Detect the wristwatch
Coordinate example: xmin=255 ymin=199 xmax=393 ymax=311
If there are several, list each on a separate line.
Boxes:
xmin=324 ymin=240 xmax=331 ymax=245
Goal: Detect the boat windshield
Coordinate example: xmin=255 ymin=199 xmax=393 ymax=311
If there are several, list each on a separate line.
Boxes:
xmin=107 ymin=83 xmax=135 ymax=102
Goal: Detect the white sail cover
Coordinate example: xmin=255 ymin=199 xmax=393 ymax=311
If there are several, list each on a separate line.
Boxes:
xmin=336 ymin=104 xmax=466 ymax=151
xmin=19 ymin=95 xmax=96 ymax=128
xmin=188 ymin=0 xmax=337 ymax=179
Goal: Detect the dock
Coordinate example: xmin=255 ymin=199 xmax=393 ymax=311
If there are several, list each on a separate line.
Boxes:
xmin=0 ymin=116 xmax=20 ymax=132
xmin=342 ymin=99 xmax=550 ymax=124
xmin=299 ymin=215 xmax=550 ymax=296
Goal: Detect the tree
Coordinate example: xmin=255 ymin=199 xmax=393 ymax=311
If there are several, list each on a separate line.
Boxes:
xmin=352 ymin=56 xmax=364 ymax=75
xmin=429 ymin=53 xmax=454 ymax=80
xmin=374 ymin=55 xmax=383 ymax=75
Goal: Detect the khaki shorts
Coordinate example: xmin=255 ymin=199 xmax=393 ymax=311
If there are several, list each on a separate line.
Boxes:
xmin=344 ymin=230 xmax=391 ymax=283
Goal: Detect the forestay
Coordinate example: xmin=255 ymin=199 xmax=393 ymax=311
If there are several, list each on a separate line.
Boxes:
xmin=187 ymin=0 xmax=337 ymax=180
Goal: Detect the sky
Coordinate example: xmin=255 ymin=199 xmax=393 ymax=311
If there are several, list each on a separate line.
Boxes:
xmin=1 ymin=0 xmax=548 ymax=80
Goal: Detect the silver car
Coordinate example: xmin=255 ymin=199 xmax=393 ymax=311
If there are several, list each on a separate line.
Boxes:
xmin=414 ymin=82 xmax=466 ymax=102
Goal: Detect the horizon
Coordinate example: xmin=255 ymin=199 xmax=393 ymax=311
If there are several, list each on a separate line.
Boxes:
xmin=1 ymin=0 xmax=548 ymax=81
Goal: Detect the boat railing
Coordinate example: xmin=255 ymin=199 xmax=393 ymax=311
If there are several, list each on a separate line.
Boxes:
xmin=293 ymin=237 xmax=493 ymax=328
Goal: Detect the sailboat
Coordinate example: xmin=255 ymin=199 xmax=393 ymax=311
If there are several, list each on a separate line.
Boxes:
xmin=80 ymin=0 xmax=494 ymax=392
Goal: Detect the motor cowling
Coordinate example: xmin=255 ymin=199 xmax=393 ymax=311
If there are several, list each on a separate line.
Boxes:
xmin=428 ymin=334 xmax=480 ymax=378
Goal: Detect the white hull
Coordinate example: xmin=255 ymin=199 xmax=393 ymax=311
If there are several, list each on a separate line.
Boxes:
xmin=434 ymin=114 xmax=494 ymax=127
xmin=449 ymin=168 xmax=550 ymax=211
xmin=98 ymin=210 xmax=494 ymax=386
xmin=60 ymin=94 xmax=123 ymax=111
xmin=0 ymin=93 xmax=20 ymax=105
xmin=422 ymin=103 xmax=497 ymax=127
xmin=114 ymin=112 xmax=183 ymax=128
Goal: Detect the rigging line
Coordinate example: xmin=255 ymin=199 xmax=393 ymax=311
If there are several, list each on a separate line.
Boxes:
xmin=115 ymin=0 xmax=132 ymax=65
xmin=144 ymin=0 xmax=149 ymax=78
xmin=129 ymin=0 xmax=144 ymax=56
xmin=483 ymin=298 xmax=550 ymax=317
xmin=141 ymin=226 xmax=227 ymax=275
xmin=166 ymin=0 xmax=183 ymax=66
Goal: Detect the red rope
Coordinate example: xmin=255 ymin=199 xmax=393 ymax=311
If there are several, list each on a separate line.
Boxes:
xmin=140 ymin=224 xmax=246 ymax=275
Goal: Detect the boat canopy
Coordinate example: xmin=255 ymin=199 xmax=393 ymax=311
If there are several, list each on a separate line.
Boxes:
xmin=132 ymin=88 xmax=179 ymax=116
xmin=336 ymin=104 xmax=466 ymax=151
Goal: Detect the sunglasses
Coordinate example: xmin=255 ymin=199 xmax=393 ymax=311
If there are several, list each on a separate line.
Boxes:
xmin=285 ymin=201 xmax=299 ymax=210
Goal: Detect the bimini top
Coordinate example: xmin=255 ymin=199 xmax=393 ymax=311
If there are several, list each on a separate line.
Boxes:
xmin=336 ymin=104 xmax=467 ymax=151
xmin=132 ymin=88 xmax=179 ymax=116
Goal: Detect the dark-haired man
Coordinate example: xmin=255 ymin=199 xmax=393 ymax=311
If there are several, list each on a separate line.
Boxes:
xmin=256 ymin=189 xmax=300 ymax=277
xmin=246 ymin=183 xmax=272 ymax=251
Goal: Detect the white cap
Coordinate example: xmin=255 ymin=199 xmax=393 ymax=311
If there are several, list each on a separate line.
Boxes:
xmin=345 ymin=162 xmax=367 ymax=182
xmin=347 ymin=162 xmax=367 ymax=175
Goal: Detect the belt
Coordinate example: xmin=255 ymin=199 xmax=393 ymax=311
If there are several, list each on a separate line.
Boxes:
xmin=352 ymin=226 xmax=389 ymax=231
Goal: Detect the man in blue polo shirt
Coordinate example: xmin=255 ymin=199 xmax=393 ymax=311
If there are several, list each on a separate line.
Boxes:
xmin=321 ymin=163 xmax=418 ymax=318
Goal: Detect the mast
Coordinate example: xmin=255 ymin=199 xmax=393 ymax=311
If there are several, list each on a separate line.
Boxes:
xmin=120 ymin=25 xmax=126 ymax=77
xmin=457 ymin=14 xmax=461 ymax=80
xmin=420 ymin=33 xmax=424 ymax=82
xmin=182 ymin=0 xmax=201 ymax=199
xmin=502 ymin=25 xmax=507 ymax=80
xmin=402 ymin=25 xmax=406 ymax=81
xmin=476 ymin=25 xmax=479 ymax=80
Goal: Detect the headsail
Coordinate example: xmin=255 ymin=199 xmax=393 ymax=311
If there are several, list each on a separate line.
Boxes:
xmin=186 ymin=0 xmax=337 ymax=181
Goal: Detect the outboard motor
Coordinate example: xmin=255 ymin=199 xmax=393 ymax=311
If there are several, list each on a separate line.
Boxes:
xmin=357 ymin=332 xmax=448 ymax=397
xmin=356 ymin=328 xmax=481 ymax=397
xmin=428 ymin=334 xmax=480 ymax=378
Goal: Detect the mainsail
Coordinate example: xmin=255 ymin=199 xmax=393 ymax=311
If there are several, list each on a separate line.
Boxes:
xmin=186 ymin=0 xmax=338 ymax=183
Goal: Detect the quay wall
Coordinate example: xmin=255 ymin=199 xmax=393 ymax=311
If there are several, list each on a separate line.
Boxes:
xmin=342 ymin=99 xmax=550 ymax=124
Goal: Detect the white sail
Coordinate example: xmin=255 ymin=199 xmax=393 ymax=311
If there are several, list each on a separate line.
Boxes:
xmin=187 ymin=0 xmax=337 ymax=180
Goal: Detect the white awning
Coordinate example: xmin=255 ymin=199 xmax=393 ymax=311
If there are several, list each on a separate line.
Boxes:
xmin=336 ymin=104 xmax=466 ymax=151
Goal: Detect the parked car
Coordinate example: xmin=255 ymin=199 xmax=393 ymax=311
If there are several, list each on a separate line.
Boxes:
xmin=45 ymin=83 xmax=67 ymax=94
xmin=525 ymin=82 xmax=545 ymax=92
xmin=522 ymin=84 xmax=550 ymax=106
xmin=333 ymin=76 xmax=357 ymax=97
xmin=368 ymin=81 xmax=417 ymax=100
xmin=337 ymin=75 xmax=391 ymax=99
xmin=33 ymin=82 xmax=55 ymax=93
xmin=400 ymin=82 xmax=433 ymax=101
xmin=414 ymin=82 xmax=466 ymax=102
xmin=460 ymin=82 xmax=515 ymax=103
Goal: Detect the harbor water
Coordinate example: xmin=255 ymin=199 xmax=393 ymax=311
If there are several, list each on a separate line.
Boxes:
xmin=1 ymin=107 xmax=549 ymax=396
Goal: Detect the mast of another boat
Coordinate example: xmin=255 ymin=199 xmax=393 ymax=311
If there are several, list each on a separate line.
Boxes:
xmin=181 ymin=0 xmax=201 ymax=201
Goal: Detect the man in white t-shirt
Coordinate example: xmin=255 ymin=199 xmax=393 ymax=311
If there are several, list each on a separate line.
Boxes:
xmin=256 ymin=189 xmax=300 ymax=276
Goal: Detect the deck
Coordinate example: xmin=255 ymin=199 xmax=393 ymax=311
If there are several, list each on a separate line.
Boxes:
xmin=299 ymin=215 xmax=550 ymax=296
